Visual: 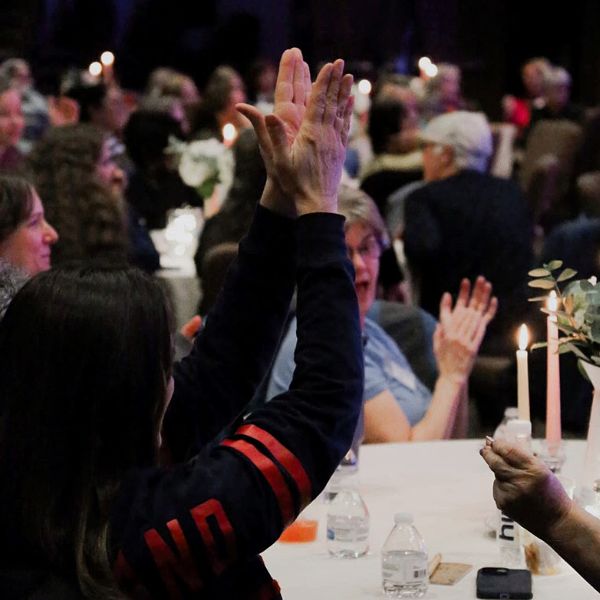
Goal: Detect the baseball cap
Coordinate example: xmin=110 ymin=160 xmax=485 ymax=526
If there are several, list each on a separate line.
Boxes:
xmin=419 ymin=111 xmax=493 ymax=169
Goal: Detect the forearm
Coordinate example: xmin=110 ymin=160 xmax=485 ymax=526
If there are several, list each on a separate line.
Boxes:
xmin=450 ymin=384 xmax=469 ymax=438
xmin=410 ymin=376 xmax=464 ymax=441
xmin=542 ymin=502 xmax=600 ymax=591
xmin=248 ymin=212 xmax=364 ymax=493
xmin=168 ymin=204 xmax=296 ymax=458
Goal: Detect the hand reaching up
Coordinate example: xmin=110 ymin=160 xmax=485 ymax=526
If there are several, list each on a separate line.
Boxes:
xmin=237 ymin=48 xmax=353 ymax=217
xmin=434 ymin=276 xmax=497 ymax=386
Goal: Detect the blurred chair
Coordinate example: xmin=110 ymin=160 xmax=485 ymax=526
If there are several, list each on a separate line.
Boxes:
xmin=198 ymin=242 xmax=238 ymax=315
xmin=577 ymin=171 xmax=600 ymax=217
xmin=519 ymin=119 xmax=583 ymax=230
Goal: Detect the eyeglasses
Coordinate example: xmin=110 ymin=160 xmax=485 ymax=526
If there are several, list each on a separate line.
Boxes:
xmin=346 ymin=235 xmax=382 ymax=261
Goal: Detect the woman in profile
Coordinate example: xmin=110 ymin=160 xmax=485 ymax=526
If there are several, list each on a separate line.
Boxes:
xmin=0 ymin=175 xmax=58 ymax=316
xmin=0 ymin=49 xmax=361 ymax=599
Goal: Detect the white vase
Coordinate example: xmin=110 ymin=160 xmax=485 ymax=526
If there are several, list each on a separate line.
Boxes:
xmin=575 ymin=361 xmax=600 ymax=518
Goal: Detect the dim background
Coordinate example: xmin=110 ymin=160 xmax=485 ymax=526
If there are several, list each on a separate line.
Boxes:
xmin=2 ymin=0 xmax=600 ymax=117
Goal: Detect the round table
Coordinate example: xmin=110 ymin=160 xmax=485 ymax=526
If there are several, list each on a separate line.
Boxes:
xmin=262 ymin=439 xmax=596 ymax=599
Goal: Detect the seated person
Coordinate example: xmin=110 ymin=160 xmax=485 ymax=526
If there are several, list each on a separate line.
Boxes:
xmin=528 ymin=66 xmax=584 ymax=133
xmin=404 ymin=111 xmax=533 ymax=355
xmin=360 ymin=97 xmax=423 ymax=217
xmin=481 ymin=438 xmax=600 ymax=592
xmin=267 ymin=187 xmax=496 ymax=443
xmin=0 ymin=49 xmax=362 ymax=599
xmin=0 ymin=75 xmax=25 ymax=174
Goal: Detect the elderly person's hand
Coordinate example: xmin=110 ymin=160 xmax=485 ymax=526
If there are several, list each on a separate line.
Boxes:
xmin=480 ymin=438 xmax=573 ymax=540
xmin=433 ymin=276 xmax=497 ymax=386
xmin=238 ymin=48 xmax=353 ymax=217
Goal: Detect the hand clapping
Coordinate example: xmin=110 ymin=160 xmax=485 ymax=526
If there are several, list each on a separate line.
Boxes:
xmin=434 ymin=276 xmax=497 ymax=386
xmin=237 ymin=48 xmax=353 ymax=217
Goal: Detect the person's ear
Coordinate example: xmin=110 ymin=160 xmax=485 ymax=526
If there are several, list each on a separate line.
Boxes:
xmin=441 ymin=145 xmax=454 ymax=165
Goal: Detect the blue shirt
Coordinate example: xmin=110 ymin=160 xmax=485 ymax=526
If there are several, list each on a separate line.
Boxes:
xmin=267 ymin=316 xmax=432 ymax=426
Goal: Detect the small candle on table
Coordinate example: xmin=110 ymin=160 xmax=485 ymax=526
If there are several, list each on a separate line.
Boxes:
xmin=100 ymin=51 xmax=115 ymax=85
xmin=516 ymin=324 xmax=530 ymax=421
xmin=546 ymin=291 xmax=561 ymax=449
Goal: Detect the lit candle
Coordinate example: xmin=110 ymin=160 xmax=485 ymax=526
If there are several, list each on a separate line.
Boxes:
xmin=546 ymin=291 xmax=561 ymax=449
xmin=88 ymin=62 xmax=102 ymax=79
xmin=222 ymin=123 xmax=237 ymax=148
xmin=516 ymin=324 xmax=530 ymax=421
xmin=357 ymin=79 xmax=372 ymax=96
xmin=100 ymin=51 xmax=115 ymax=84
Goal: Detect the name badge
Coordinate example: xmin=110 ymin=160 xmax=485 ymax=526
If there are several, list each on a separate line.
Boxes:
xmin=385 ymin=358 xmax=417 ymax=391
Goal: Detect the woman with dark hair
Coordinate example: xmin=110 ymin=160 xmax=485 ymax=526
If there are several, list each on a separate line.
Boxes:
xmin=123 ymin=110 xmax=201 ymax=230
xmin=0 ymin=49 xmax=361 ymax=599
xmin=192 ymin=66 xmax=249 ymax=140
xmin=28 ymin=124 xmax=128 ymax=265
xmin=0 ymin=174 xmax=57 ymax=316
xmin=0 ymin=174 xmax=57 ymax=276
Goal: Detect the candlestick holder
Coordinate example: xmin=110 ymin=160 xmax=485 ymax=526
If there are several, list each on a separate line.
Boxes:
xmin=536 ymin=439 xmax=566 ymax=474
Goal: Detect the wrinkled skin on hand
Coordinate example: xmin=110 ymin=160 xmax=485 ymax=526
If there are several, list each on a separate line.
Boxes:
xmin=480 ymin=438 xmax=573 ymax=540
xmin=237 ymin=48 xmax=354 ymax=217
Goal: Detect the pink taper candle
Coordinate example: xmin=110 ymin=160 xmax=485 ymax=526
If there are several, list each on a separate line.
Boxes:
xmin=516 ymin=324 xmax=530 ymax=421
xmin=546 ymin=291 xmax=561 ymax=448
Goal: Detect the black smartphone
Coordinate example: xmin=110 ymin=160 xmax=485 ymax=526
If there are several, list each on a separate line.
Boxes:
xmin=476 ymin=567 xmax=533 ymax=599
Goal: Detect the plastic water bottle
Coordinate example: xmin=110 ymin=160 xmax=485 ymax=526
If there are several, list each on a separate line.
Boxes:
xmin=381 ymin=513 xmax=428 ymax=598
xmin=496 ymin=419 xmax=531 ymax=568
xmin=493 ymin=406 xmax=519 ymax=440
xmin=326 ymin=485 xmax=369 ymax=558
xmin=324 ymin=411 xmax=364 ymax=503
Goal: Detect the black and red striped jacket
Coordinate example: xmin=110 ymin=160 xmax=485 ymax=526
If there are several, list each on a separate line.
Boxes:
xmin=110 ymin=206 xmax=364 ymax=598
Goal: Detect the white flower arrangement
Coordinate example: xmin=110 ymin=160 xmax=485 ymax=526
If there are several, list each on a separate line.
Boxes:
xmin=166 ymin=136 xmax=234 ymax=201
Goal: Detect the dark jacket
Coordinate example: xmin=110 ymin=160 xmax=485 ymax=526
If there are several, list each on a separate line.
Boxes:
xmin=404 ymin=170 xmax=533 ymax=354
xmin=111 ymin=207 xmax=363 ymax=598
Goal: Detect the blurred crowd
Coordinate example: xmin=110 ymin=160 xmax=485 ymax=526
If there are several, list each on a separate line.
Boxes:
xmin=1 ymin=52 xmax=598 ymax=434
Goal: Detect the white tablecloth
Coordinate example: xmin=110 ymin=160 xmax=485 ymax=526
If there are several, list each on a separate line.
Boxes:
xmin=262 ymin=439 xmax=597 ymax=599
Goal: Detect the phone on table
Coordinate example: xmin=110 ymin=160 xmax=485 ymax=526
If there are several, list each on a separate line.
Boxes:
xmin=476 ymin=567 xmax=532 ymax=599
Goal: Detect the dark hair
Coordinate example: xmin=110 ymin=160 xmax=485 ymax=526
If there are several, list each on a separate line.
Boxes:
xmin=0 ymin=175 xmax=34 ymax=243
xmin=63 ymin=81 xmax=108 ymax=122
xmin=124 ymin=110 xmax=183 ymax=171
xmin=202 ymin=66 xmax=240 ymax=114
xmin=368 ymin=98 xmax=406 ymax=154
xmin=0 ymin=264 xmax=173 ymax=597
xmin=28 ymin=124 xmax=126 ymax=264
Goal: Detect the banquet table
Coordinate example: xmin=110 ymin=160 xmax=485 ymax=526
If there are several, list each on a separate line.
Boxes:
xmin=262 ymin=439 xmax=597 ymax=599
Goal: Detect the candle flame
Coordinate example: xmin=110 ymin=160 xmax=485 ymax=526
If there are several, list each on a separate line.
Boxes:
xmin=222 ymin=123 xmax=236 ymax=145
xmin=518 ymin=324 xmax=529 ymax=350
xmin=418 ymin=56 xmax=432 ymax=69
xmin=88 ymin=62 xmax=102 ymax=77
xmin=547 ymin=290 xmax=558 ymax=312
xmin=357 ymin=79 xmax=372 ymax=95
xmin=100 ymin=51 xmax=115 ymax=67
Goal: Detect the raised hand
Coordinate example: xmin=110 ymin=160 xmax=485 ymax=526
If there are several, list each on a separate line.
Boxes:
xmin=237 ymin=48 xmax=353 ymax=217
xmin=480 ymin=438 xmax=572 ymax=540
xmin=434 ymin=277 xmax=497 ymax=386
xmin=237 ymin=49 xmax=310 ymax=205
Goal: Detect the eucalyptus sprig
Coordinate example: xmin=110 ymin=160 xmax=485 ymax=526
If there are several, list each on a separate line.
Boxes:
xmin=528 ymin=260 xmax=600 ymax=372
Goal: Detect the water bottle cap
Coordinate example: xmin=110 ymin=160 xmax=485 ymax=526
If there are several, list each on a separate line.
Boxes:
xmin=394 ymin=512 xmax=413 ymax=524
xmin=505 ymin=419 xmax=531 ymax=439
xmin=504 ymin=407 xmax=519 ymax=419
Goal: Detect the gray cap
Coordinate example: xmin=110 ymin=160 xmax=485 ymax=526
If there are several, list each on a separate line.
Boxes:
xmin=419 ymin=111 xmax=493 ymax=172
